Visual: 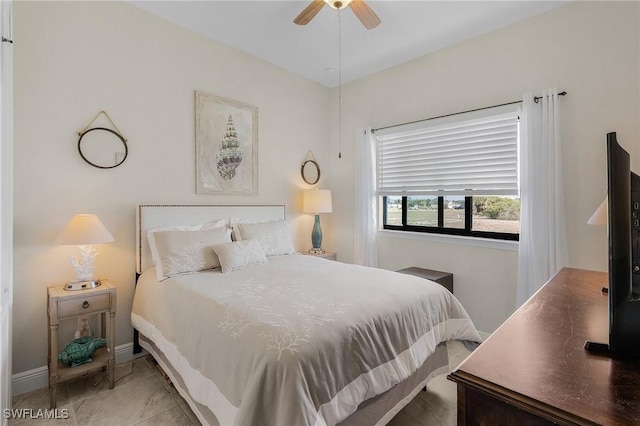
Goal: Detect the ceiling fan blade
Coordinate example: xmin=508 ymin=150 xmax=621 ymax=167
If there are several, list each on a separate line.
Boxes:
xmin=349 ymin=0 xmax=381 ymax=30
xmin=294 ymin=0 xmax=326 ymax=25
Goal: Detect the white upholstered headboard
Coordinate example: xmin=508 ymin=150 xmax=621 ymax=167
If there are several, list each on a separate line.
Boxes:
xmin=136 ymin=204 xmax=286 ymax=274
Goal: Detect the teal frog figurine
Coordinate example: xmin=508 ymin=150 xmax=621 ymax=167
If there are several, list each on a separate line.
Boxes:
xmin=58 ymin=336 xmax=107 ymax=367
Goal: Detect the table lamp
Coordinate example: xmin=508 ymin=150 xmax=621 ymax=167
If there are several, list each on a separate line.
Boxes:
xmin=303 ymin=189 xmax=333 ymax=254
xmin=587 ymin=198 xmax=607 ymax=225
xmin=55 ymin=214 xmax=114 ymax=290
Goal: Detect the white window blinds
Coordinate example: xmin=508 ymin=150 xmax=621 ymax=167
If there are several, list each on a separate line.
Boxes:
xmin=375 ymin=104 xmax=520 ymax=196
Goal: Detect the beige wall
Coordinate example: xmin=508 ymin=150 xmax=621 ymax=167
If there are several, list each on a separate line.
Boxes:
xmin=328 ymin=1 xmax=640 ymax=333
xmin=13 ymin=1 xmax=330 ymax=374
xmin=12 ymin=0 xmax=640 ymax=377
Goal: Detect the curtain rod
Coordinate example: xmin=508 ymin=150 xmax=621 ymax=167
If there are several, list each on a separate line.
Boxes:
xmin=371 ymin=91 xmax=567 ymax=134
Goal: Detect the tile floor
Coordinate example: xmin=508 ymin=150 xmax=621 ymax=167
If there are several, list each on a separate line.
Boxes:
xmin=10 ymin=341 xmax=471 ymax=426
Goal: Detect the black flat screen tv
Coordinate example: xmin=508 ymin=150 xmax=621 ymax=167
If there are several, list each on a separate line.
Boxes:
xmin=586 ymin=132 xmax=640 ymax=357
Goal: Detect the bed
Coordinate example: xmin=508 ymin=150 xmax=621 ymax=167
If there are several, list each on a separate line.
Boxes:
xmin=131 ymin=204 xmax=481 ymax=426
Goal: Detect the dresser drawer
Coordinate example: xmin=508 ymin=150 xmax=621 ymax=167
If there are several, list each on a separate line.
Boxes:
xmin=57 ymin=293 xmax=111 ymax=318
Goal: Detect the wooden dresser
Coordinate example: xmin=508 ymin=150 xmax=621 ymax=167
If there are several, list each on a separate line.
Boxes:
xmin=448 ymin=268 xmax=640 ymax=425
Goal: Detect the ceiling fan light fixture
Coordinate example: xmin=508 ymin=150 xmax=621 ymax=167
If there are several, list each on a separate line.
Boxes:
xmin=294 ymin=0 xmax=379 ymax=29
xmin=324 ymin=0 xmax=353 ymax=10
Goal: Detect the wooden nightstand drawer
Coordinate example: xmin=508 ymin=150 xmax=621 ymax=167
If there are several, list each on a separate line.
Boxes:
xmin=57 ymin=293 xmax=111 ymax=318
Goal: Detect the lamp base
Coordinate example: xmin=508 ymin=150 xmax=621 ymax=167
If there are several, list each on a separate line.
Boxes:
xmin=308 ymin=248 xmax=326 ymax=255
xmin=64 ymin=279 xmax=101 ymax=291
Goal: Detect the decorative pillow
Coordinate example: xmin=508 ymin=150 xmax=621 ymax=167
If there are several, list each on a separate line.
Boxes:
xmin=212 ymin=239 xmax=268 ymax=273
xmin=234 ymin=220 xmax=296 ymax=256
xmin=229 ymin=217 xmax=277 ymax=241
xmin=147 ymin=219 xmax=227 ymax=267
xmin=151 ymin=227 xmax=232 ymax=281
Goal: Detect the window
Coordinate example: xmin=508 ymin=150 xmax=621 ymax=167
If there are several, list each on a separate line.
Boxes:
xmin=375 ymin=105 xmax=520 ymax=240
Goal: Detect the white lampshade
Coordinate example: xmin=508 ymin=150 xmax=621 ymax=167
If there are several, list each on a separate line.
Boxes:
xmin=587 ymin=198 xmax=607 ymax=225
xmin=55 ymin=214 xmax=114 ymax=245
xmin=56 ymin=214 xmax=113 ymax=290
xmin=303 ymin=189 xmax=333 ymax=214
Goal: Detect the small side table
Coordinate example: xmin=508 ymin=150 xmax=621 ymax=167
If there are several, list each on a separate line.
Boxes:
xmin=396 ymin=267 xmax=453 ymax=293
xmin=47 ymin=280 xmax=116 ymax=408
xmin=303 ymin=252 xmax=337 ymax=261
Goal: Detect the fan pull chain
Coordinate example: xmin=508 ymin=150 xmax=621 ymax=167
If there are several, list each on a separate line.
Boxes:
xmin=338 ymin=8 xmax=342 ymax=159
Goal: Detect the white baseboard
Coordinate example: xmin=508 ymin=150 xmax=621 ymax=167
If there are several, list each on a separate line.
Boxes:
xmin=12 ymin=342 xmax=142 ymax=397
xmin=11 ymin=366 xmax=48 ymax=398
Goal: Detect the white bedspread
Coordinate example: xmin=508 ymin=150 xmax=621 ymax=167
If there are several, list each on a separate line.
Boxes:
xmin=131 ymin=255 xmax=481 ymax=426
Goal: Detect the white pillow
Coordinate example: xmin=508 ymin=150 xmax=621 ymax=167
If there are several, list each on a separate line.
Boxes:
xmin=229 ymin=217 xmax=275 ymax=227
xmin=229 ymin=217 xmax=277 ymax=241
xmin=234 ymin=220 xmax=296 ymax=256
xmin=212 ymin=239 xmax=268 ymax=273
xmin=147 ymin=219 xmax=227 ymax=267
xmin=151 ymin=227 xmax=231 ymax=281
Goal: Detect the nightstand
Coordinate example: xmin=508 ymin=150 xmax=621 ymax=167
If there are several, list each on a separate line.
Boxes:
xmin=47 ymin=280 xmax=116 ymax=408
xmin=396 ymin=267 xmax=453 ymax=293
xmin=304 ymin=252 xmax=337 ymax=261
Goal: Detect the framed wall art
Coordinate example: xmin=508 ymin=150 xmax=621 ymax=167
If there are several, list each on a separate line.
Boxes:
xmin=195 ymin=91 xmax=258 ymax=194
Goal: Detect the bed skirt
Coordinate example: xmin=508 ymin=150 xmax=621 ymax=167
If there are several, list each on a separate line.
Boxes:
xmin=138 ymin=333 xmax=450 ymax=426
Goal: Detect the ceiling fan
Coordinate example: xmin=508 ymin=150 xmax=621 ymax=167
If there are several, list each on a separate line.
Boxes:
xmin=294 ymin=0 xmax=381 ymax=30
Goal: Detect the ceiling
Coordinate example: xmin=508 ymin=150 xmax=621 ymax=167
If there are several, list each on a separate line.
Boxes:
xmin=130 ymin=1 xmax=569 ymax=88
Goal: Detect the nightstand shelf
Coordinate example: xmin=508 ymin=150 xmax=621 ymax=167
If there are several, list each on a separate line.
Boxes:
xmin=47 ymin=280 xmax=116 ymax=409
xmin=52 ymin=346 xmax=110 ymax=381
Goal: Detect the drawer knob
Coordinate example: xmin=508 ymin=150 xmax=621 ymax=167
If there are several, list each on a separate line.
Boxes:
xmin=82 ymin=301 xmax=90 ymax=309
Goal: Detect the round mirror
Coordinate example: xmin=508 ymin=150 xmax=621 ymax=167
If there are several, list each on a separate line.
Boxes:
xmin=301 ymin=159 xmax=320 ymax=185
xmin=78 ymin=127 xmax=128 ymax=169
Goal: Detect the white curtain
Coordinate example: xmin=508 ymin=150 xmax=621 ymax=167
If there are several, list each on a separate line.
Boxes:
xmin=516 ymin=89 xmax=568 ymax=307
xmin=0 ymin=0 xmax=12 ymax=416
xmin=354 ymin=128 xmax=377 ymax=267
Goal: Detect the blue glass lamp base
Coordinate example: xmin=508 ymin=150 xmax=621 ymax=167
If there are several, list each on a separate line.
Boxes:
xmin=310 ymin=214 xmax=324 ymax=254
